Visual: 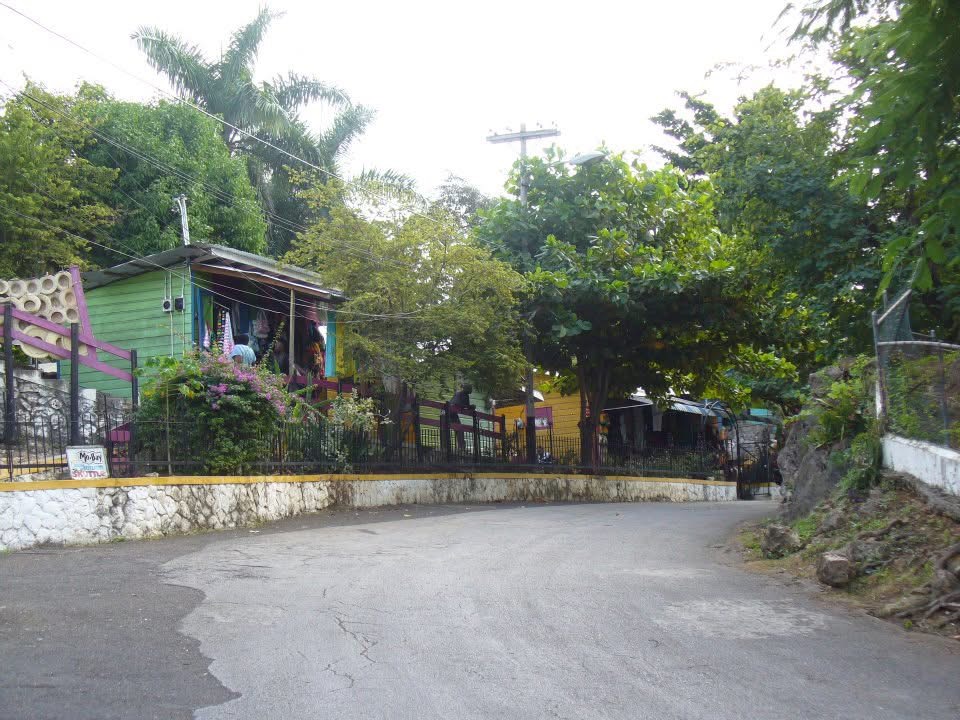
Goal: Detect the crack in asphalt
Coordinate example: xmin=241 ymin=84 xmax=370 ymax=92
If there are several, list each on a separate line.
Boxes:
xmin=333 ymin=614 xmax=380 ymax=666
xmin=321 ymin=661 xmax=357 ymax=692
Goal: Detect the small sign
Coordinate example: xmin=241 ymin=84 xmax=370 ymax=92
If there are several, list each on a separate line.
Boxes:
xmin=66 ymin=446 xmax=109 ymax=480
xmin=534 ymin=407 xmax=553 ymax=430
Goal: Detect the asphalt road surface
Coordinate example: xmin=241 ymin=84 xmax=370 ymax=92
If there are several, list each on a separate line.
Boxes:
xmin=2 ymin=501 xmax=958 ymax=719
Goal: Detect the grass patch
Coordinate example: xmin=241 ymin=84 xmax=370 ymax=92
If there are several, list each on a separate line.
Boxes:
xmin=738 ymin=484 xmax=960 ymax=637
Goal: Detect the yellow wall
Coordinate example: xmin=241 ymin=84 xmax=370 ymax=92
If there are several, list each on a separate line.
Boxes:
xmin=499 ymin=376 xmax=582 ymax=437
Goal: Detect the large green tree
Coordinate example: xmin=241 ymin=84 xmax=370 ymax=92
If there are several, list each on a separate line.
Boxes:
xmin=652 ymin=86 xmax=889 ymax=377
xmin=286 ymin=178 xmax=526 ymax=398
xmin=787 ymin=0 xmax=960 ymax=337
xmin=0 ymin=83 xmax=116 ymax=276
xmin=76 ymin=86 xmax=267 ymax=261
xmin=133 ymin=7 xmax=385 ymax=256
xmin=478 ymin=151 xmax=790 ymax=460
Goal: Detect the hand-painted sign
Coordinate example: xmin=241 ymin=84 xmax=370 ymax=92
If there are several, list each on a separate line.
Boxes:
xmin=66 ymin=446 xmax=109 ymax=480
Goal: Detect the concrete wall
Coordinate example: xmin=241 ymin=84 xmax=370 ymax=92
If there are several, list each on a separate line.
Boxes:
xmin=882 ymin=434 xmax=960 ymax=496
xmin=0 ymin=473 xmax=736 ymax=552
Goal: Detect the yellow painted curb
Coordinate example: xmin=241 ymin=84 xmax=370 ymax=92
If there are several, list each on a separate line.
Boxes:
xmin=0 ymin=472 xmax=735 ymax=493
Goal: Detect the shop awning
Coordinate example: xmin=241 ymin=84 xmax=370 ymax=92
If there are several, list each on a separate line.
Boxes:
xmin=618 ymin=393 xmax=720 ymax=417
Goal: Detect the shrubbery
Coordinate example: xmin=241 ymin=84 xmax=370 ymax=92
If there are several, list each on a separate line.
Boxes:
xmin=137 ymin=351 xmax=316 ymax=474
xmin=805 ymin=356 xmax=883 ymax=494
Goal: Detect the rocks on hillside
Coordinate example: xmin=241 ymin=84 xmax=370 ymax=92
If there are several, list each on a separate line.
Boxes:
xmin=760 ymin=523 xmax=802 ymax=558
xmin=777 ymin=360 xmax=861 ymax=519
xmin=817 ymin=551 xmax=853 ymax=587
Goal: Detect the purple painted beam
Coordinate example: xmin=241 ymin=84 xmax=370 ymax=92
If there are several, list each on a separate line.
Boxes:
xmin=7 ymin=308 xmax=131 ymax=360
xmin=0 ymin=325 xmax=133 ymax=383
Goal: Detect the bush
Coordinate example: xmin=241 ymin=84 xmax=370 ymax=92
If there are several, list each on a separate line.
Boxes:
xmin=805 ymin=356 xmax=883 ymax=494
xmin=137 ymin=351 xmax=316 ymax=474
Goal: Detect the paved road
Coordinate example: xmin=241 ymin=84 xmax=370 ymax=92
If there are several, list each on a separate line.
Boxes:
xmin=2 ymin=502 xmax=959 ymax=719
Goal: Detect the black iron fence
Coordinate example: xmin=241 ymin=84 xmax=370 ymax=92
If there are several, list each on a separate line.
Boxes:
xmin=1 ymin=409 xmax=129 ymax=480
xmin=99 ymin=419 xmax=721 ymax=479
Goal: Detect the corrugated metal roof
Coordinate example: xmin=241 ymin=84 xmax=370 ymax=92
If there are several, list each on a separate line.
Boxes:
xmin=82 ymin=243 xmax=345 ymax=302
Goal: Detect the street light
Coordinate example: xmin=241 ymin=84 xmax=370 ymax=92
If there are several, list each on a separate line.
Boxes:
xmin=486 ymin=124 xmax=608 ymax=464
xmin=568 ymin=150 xmax=608 ymax=167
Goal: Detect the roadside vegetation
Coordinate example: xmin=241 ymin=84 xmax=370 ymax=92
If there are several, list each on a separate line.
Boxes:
xmin=1 ymin=1 xmax=958 ymax=490
xmin=740 ymin=359 xmax=960 ymax=637
xmin=741 ymin=482 xmax=960 ymax=637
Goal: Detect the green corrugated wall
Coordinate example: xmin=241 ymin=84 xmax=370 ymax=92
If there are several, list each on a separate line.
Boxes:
xmin=66 ymin=269 xmax=193 ymax=398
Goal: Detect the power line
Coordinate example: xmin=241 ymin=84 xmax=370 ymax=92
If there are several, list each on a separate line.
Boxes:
xmin=0 ymin=1 xmax=448 ymax=230
xmin=0 ymin=202 xmax=426 ymax=323
xmin=0 ymin=79 xmax=419 ymax=275
xmin=0 ymin=89 xmax=430 ymax=323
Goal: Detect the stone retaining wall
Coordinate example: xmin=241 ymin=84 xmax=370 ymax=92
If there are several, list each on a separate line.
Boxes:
xmin=0 ymin=473 xmax=737 ymax=552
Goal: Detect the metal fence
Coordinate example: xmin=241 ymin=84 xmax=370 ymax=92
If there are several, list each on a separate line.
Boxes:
xmin=873 ymin=287 xmax=960 ymax=450
xmin=1 ymin=409 xmax=129 ymax=480
xmin=102 ymin=419 xmax=721 ymax=479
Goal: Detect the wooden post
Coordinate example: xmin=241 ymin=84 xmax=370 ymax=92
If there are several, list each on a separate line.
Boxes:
xmin=68 ymin=266 xmax=93 ymax=338
xmin=499 ymin=414 xmax=507 ymax=463
xmin=288 ymin=289 xmax=295 ymax=376
xmin=4 ymin=302 xmax=15 ymax=478
xmin=70 ymin=322 xmax=81 ymax=446
xmin=129 ymin=349 xmax=138 ymax=477
xmin=413 ymin=396 xmax=423 ymax=462
xmin=441 ymin=401 xmax=451 ymax=462
xmin=471 ymin=406 xmax=481 ymax=464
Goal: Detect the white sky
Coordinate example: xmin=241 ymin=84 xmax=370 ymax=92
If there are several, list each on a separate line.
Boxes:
xmin=0 ymin=0 xmax=804 ymax=199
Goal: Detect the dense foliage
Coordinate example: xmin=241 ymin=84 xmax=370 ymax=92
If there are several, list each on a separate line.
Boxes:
xmin=287 ymin=178 xmax=526 ymax=398
xmin=477 ymin=150 xmax=794 ymax=456
xmin=788 ymin=0 xmax=960 ymax=337
xmin=0 ymin=83 xmax=117 ymax=276
xmin=79 ymin=89 xmax=268 ymax=260
xmin=138 ymin=351 xmax=315 ymax=473
xmin=653 ymin=87 xmax=887 ymax=374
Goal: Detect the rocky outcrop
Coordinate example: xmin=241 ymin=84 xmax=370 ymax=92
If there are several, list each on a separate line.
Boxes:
xmin=778 ymin=363 xmax=861 ymax=519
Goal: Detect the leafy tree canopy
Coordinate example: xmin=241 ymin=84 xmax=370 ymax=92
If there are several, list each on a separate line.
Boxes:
xmin=286 ymin=177 xmax=526 ymax=398
xmin=652 ymin=86 xmax=888 ymax=374
xmin=0 ymin=82 xmax=116 ymax=276
xmin=477 ymin=150 xmax=793 ymax=453
xmin=75 ymin=85 xmax=268 ymax=261
xmin=787 ymin=0 xmax=960 ymax=337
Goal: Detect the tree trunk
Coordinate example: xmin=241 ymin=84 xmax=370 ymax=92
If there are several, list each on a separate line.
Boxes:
xmin=576 ymin=363 xmax=610 ymax=471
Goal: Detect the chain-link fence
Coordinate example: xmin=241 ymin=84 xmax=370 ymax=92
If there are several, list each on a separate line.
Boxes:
xmin=873 ymin=287 xmax=960 ymax=450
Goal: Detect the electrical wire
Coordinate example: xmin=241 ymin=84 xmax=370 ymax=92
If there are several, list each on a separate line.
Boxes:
xmin=0 ymin=80 xmax=415 ymax=275
xmin=0 ymin=80 xmax=434 ymax=318
xmin=0 ymin=1 xmax=447 ymax=230
xmin=0 ymin=202 xmax=427 ymax=323
xmin=8 ymin=175 xmax=425 ymax=323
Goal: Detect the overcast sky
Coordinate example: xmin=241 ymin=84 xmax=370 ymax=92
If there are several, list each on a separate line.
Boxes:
xmin=0 ymin=0 xmax=804 ymax=199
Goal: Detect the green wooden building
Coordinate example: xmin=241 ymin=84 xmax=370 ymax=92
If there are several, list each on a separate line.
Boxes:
xmin=72 ymin=244 xmax=345 ymax=398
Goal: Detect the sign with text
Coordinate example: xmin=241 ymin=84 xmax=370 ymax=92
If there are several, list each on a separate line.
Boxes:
xmin=66 ymin=446 xmax=109 ymax=480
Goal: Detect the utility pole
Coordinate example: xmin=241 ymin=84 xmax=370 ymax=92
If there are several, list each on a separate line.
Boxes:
xmin=487 ymin=123 xmax=559 ymax=464
xmin=173 ymin=194 xmax=191 ymax=246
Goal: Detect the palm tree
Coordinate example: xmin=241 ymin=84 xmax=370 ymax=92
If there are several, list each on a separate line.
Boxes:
xmin=133 ymin=7 xmax=408 ymax=254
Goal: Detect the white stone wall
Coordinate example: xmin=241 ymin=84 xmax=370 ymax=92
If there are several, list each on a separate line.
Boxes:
xmin=0 ymin=482 xmax=333 ymax=551
xmin=883 ymin=435 xmax=960 ymax=496
xmin=0 ymin=475 xmax=736 ymax=552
